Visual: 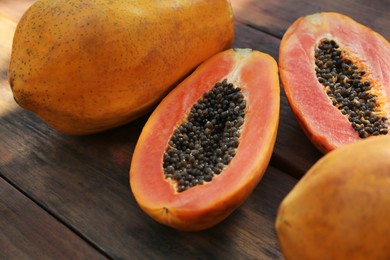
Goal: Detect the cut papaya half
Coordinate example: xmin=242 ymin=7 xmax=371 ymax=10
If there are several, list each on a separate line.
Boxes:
xmin=279 ymin=12 xmax=390 ymax=153
xmin=130 ymin=48 xmax=280 ymax=231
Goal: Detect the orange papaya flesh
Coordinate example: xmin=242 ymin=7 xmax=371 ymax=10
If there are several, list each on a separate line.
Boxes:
xmin=275 ymin=135 xmax=390 ymax=259
xmin=279 ymin=12 xmax=390 ymax=153
xmin=130 ymin=48 xmax=280 ymax=231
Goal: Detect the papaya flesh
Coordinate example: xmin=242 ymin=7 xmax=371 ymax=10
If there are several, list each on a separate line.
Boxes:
xmin=275 ymin=135 xmax=390 ymax=260
xmin=8 ymin=0 xmax=234 ymax=135
xmin=279 ymin=12 xmax=390 ymax=152
xmin=130 ymin=49 xmax=280 ymax=231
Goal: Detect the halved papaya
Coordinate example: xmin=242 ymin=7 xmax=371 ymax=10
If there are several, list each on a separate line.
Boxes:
xmin=279 ymin=12 xmax=390 ymax=153
xmin=129 ymin=48 xmax=280 ymax=231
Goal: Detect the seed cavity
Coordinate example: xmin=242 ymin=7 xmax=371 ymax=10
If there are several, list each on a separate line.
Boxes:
xmin=315 ymin=38 xmax=388 ymax=138
xmin=163 ymin=79 xmax=246 ymax=192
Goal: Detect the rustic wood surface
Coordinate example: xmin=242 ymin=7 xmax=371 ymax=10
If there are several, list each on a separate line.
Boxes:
xmin=0 ymin=0 xmax=389 ymax=259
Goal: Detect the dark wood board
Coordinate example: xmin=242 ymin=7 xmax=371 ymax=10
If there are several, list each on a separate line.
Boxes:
xmin=0 ymin=178 xmax=106 ymax=259
xmin=0 ymin=15 xmax=297 ymax=257
xmin=231 ymin=0 xmax=390 ymax=40
xmin=1 ymin=141 xmax=296 ymax=258
xmin=0 ymin=0 xmax=389 ymax=259
xmin=234 ymin=22 xmax=323 ymax=176
xmin=0 ymin=0 xmax=325 ymax=178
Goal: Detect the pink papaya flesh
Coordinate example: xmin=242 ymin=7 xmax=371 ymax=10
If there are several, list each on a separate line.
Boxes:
xmin=279 ymin=12 xmax=390 ymax=153
xmin=130 ymin=48 xmax=280 ymax=231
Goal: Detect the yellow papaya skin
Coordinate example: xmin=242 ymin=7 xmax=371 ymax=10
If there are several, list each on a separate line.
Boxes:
xmin=9 ymin=0 xmax=234 ymax=134
xmin=276 ymin=135 xmax=390 ymax=260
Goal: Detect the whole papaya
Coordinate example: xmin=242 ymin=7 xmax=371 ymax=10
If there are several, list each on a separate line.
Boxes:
xmin=9 ymin=0 xmax=234 ymax=134
xmin=275 ymin=135 xmax=390 ymax=260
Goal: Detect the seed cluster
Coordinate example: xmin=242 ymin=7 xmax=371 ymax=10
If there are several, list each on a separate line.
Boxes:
xmin=163 ymin=79 xmax=246 ymax=192
xmin=315 ymin=38 xmax=388 ymax=138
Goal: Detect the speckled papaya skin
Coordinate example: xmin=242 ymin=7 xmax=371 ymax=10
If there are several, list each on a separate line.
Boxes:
xmin=276 ymin=135 xmax=390 ymax=260
xmin=8 ymin=0 xmax=234 ymax=134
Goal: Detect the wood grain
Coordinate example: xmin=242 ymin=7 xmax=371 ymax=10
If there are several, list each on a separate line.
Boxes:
xmin=0 ymin=178 xmax=105 ymax=259
xmin=0 ymin=17 xmax=297 ymax=257
xmin=231 ymin=0 xmax=390 ymax=39
xmin=0 ymin=0 xmax=389 ymax=258
xmin=233 ymin=22 xmax=323 ymax=176
xmin=232 ymin=0 xmax=390 ymax=176
xmin=1 ymin=136 xmax=296 ymax=258
xmin=0 ymin=0 xmax=324 ymax=179
xmin=0 ymin=9 xmax=298 ymax=258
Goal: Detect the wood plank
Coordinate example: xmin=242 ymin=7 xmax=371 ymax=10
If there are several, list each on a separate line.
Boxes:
xmin=1 ymin=141 xmax=296 ymax=259
xmin=1 ymin=77 xmax=298 ymax=258
xmin=1 ymin=11 xmax=319 ymax=179
xmin=231 ymin=0 xmax=390 ymax=176
xmin=0 ymin=11 xmax=299 ymax=258
xmin=0 ymin=0 xmax=322 ymax=178
xmin=0 ymin=17 xmax=299 ymax=259
xmin=0 ymin=178 xmax=106 ymax=259
xmin=233 ymin=23 xmax=323 ymax=176
xmin=231 ymin=0 xmax=390 ymax=39
xmin=0 ymin=1 xmax=388 ymax=259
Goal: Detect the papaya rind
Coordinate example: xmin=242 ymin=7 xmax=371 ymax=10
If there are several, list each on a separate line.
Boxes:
xmin=279 ymin=12 xmax=390 ymax=152
xmin=275 ymin=135 xmax=390 ymax=259
xmin=130 ymin=48 xmax=280 ymax=231
xmin=9 ymin=0 xmax=234 ymax=134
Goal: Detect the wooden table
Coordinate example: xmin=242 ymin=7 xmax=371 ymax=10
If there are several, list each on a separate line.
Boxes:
xmin=0 ymin=1 xmax=388 ymax=259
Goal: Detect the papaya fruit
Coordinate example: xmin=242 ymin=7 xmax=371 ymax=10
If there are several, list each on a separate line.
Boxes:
xmin=130 ymin=48 xmax=280 ymax=231
xmin=275 ymin=135 xmax=390 ymax=260
xmin=8 ymin=0 xmax=234 ymax=135
xmin=279 ymin=12 xmax=390 ymax=152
